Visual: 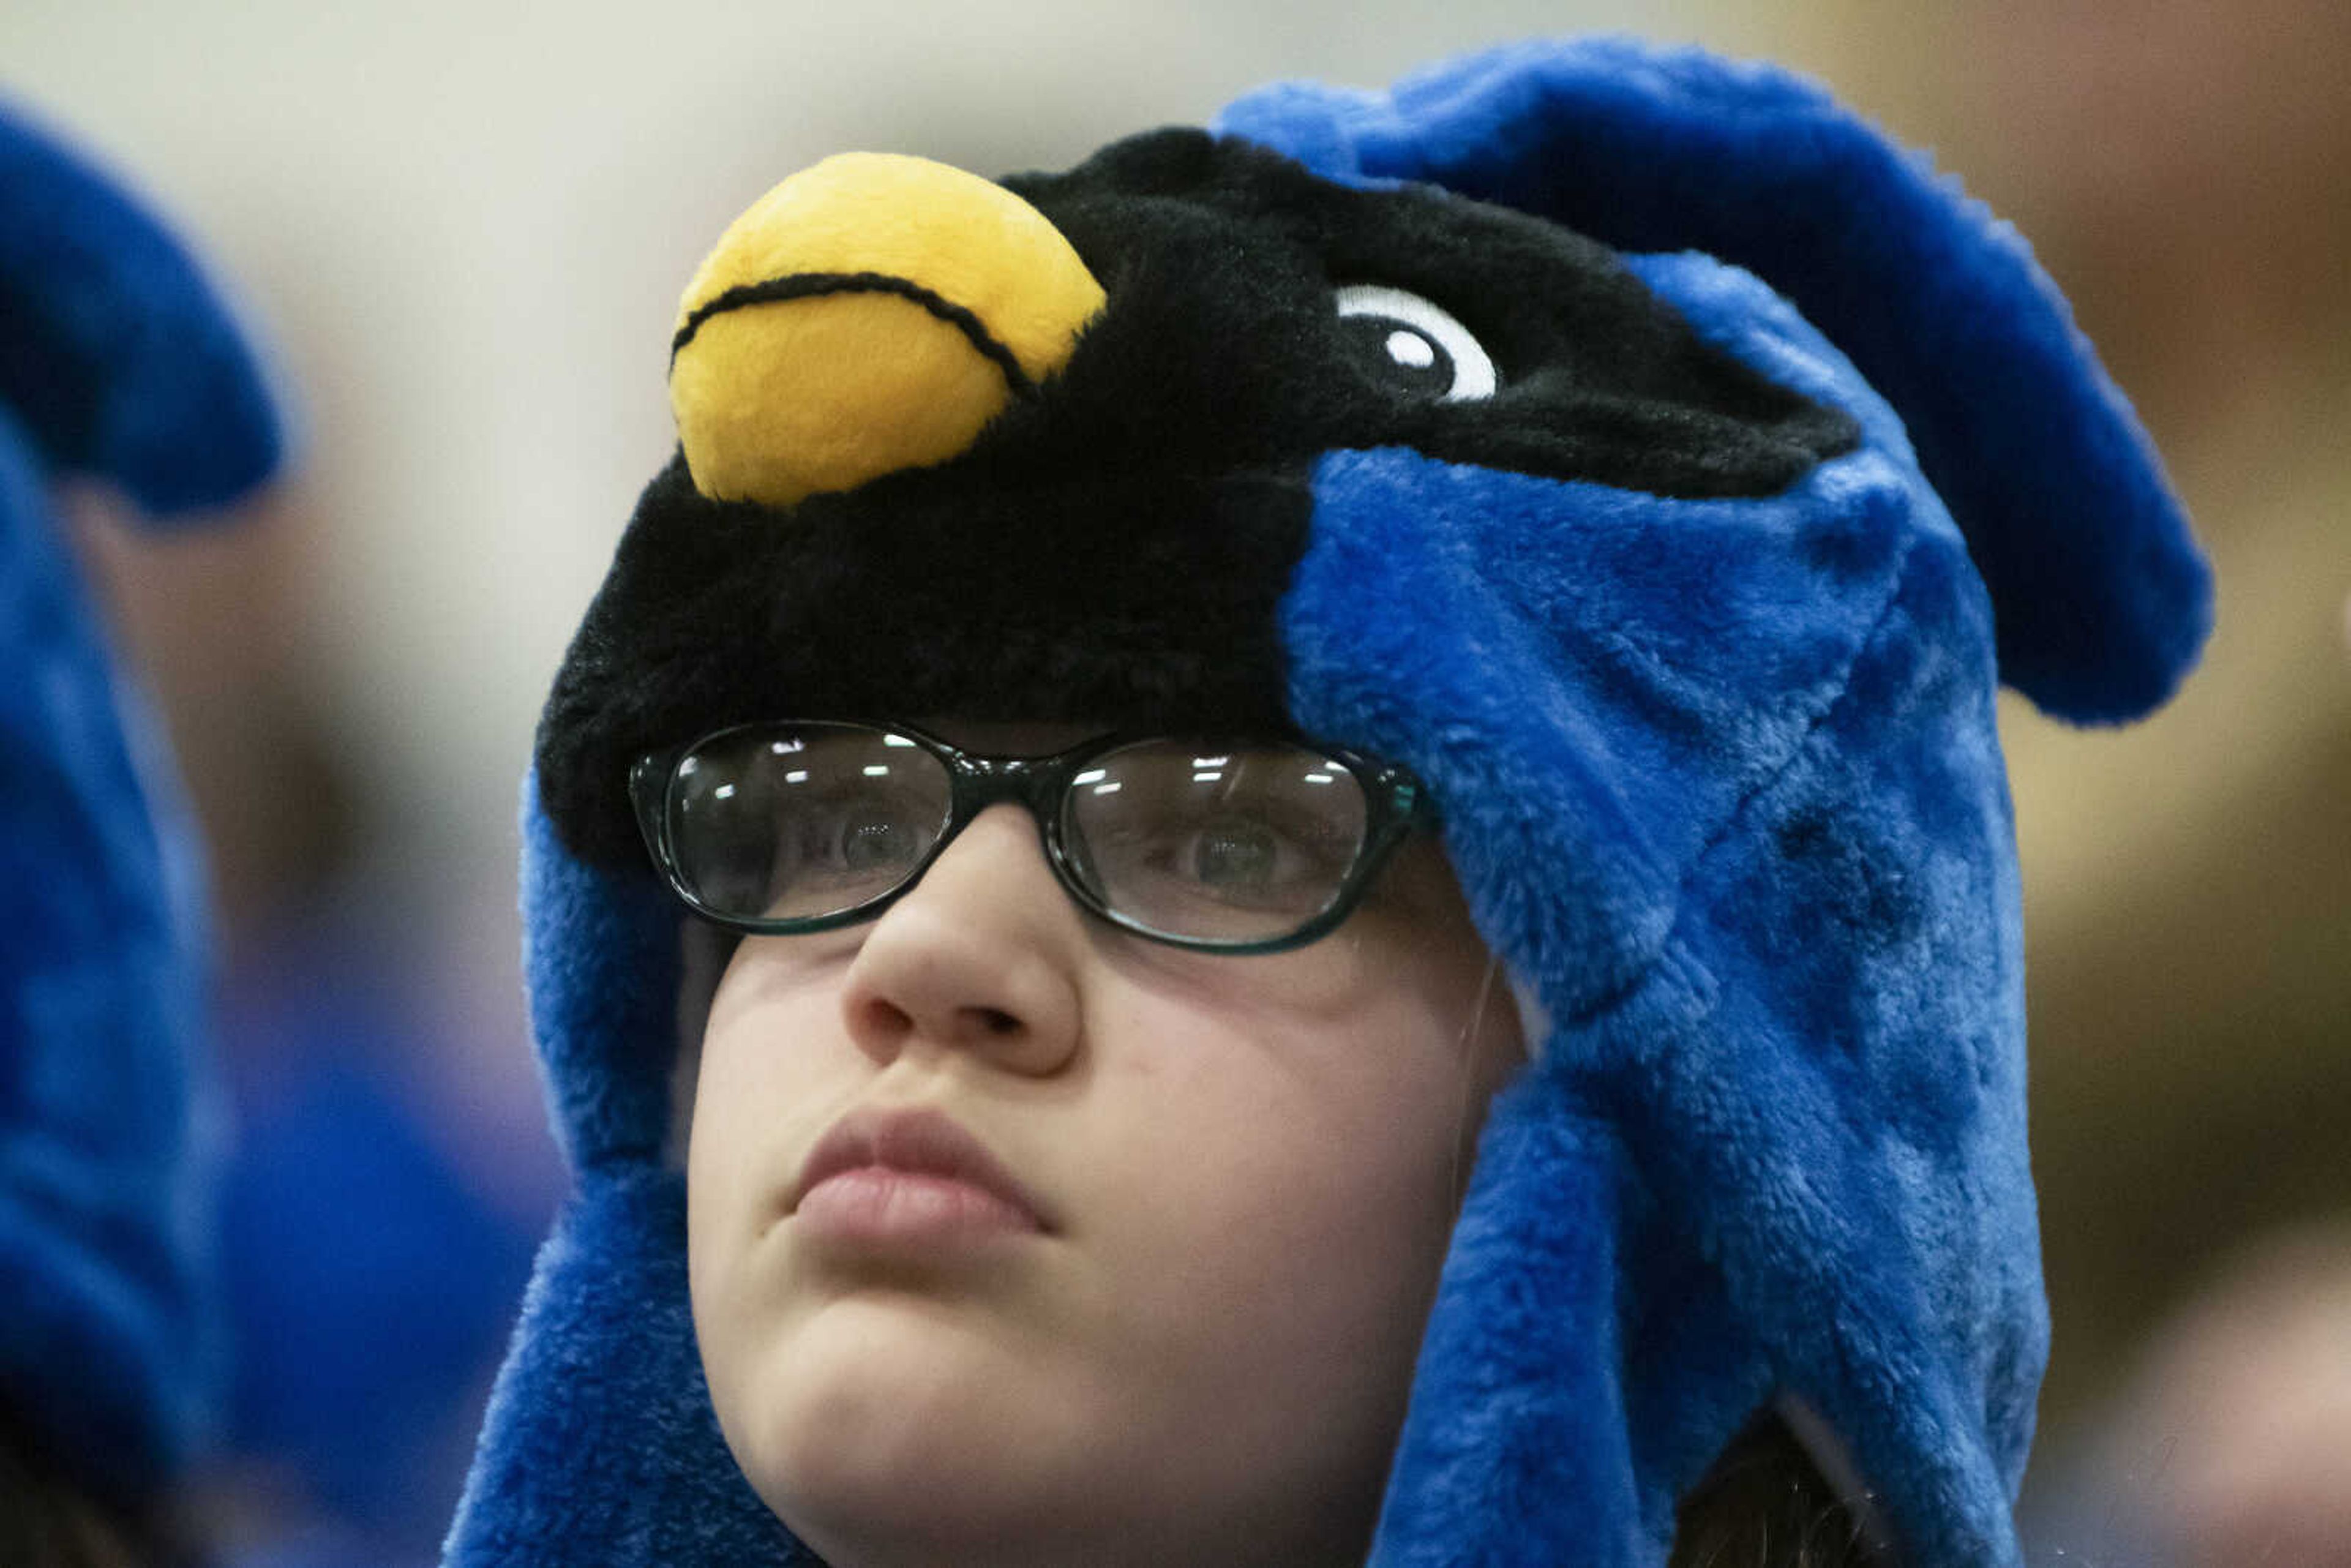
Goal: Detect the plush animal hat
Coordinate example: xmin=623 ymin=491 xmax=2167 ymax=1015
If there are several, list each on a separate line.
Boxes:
xmin=1 ymin=102 xmax=281 ymax=1500
xmin=448 ymin=37 xmax=2209 ymax=1567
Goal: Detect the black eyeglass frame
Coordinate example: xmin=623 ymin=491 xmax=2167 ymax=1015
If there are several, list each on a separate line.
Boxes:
xmin=628 ymin=719 xmax=1436 ymax=955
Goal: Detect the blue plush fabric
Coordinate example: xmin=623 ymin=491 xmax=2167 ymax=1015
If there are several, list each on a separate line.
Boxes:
xmin=0 ymin=103 xmax=282 ymax=518
xmin=0 ymin=101 xmax=282 ymax=1499
xmin=1215 ymin=37 xmax=2212 ymax=727
xmin=448 ymin=38 xmax=2208 ymax=1567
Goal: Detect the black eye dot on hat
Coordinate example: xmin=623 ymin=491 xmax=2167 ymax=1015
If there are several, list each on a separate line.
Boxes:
xmin=1333 ymin=283 xmax=1496 ymax=402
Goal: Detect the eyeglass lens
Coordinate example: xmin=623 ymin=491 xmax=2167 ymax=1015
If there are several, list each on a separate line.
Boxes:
xmin=1060 ymin=739 xmax=1369 ymax=942
xmin=670 ymin=725 xmax=953 ymax=922
xmin=662 ymin=724 xmax=1373 ymax=943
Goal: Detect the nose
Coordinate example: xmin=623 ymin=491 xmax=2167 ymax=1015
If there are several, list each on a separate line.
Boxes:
xmin=836 ymin=803 xmax=1086 ymax=1078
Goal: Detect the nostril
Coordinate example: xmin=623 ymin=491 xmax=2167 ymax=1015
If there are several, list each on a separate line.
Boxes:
xmin=857 ymin=997 xmax=916 ymax=1041
xmin=973 ymin=1007 xmax=1021 ymax=1037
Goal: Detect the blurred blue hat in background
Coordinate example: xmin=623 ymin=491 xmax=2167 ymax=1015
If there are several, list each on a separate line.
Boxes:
xmin=1 ymin=96 xmax=282 ymax=1501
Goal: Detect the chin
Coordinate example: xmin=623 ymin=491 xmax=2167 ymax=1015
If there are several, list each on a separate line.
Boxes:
xmin=757 ymin=1414 xmax=1093 ymax=1568
xmin=726 ymin=1297 xmax=1098 ymax=1560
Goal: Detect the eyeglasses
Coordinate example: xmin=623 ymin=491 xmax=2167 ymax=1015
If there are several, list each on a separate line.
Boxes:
xmin=629 ymin=720 xmax=1434 ymax=953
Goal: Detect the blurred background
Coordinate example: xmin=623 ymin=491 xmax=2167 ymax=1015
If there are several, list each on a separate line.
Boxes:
xmin=4 ymin=1 xmax=2345 ymax=1562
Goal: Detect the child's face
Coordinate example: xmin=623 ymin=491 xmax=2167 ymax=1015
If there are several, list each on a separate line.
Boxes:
xmin=685 ymin=722 xmax=1524 ymax=1568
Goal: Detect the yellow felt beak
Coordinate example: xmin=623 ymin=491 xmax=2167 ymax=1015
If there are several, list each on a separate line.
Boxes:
xmin=669 ymin=152 xmax=1108 ymax=508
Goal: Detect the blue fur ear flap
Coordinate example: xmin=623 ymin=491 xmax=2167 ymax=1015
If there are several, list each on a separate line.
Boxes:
xmin=0 ymin=99 xmax=283 ymax=516
xmin=1215 ymin=37 xmax=2213 ymax=723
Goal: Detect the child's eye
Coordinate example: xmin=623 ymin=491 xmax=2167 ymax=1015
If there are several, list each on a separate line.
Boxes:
xmin=1333 ymin=283 xmax=1498 ymax=402
xmin=1184 ymin=819 xmax=1280 ymax=891
xmin=831 ymin=812 xmax=932 ymax=874
xmin=1095 ymin=809 xmax=1352 ymax=914
xmin=791 ymin=795 xmax=939 ymax=879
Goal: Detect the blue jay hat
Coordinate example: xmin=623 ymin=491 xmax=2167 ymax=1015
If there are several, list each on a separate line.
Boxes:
xmin=451 ymin=37 xmax=2210 ymax=1567
xmin=1 ymin=99 xmax=282 ymax=1500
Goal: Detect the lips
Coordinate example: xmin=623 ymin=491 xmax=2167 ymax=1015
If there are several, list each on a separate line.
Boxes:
xmin=792 ymin=1106 xmax=1053 ymax=1234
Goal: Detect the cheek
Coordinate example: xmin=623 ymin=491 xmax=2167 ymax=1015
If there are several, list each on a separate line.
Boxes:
xmin=686 ymin=961 xmax=863 ymax=1446
xmin=691 ymin=982 xmax=837 ymax=1226
xmin=1079 ymin=978 xmax=1475 ymax=1427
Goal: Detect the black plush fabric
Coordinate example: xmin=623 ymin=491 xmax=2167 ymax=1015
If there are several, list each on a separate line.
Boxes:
xmin=1002 ymin=130 xmax=1857 ymax=495
xmin=538 ymin=459 xmax=1311 ymax=866
xmin=536 ymin=128 xmax=1858 ymax=867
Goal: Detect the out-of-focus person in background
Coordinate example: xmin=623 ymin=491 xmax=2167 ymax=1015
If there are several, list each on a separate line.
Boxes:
xmin=4 ymin=90 xmax=546 ymax=1568
xmin=1883 ymin=5 xmax=2351 ymax=1563
xmin=4 ymin=1 xmax=2344 ymax=1562
xmin=0 ymin=100 xmax=280 ymax=1563
xmin=2068 ymin=1221 xmax=2351 ymax=1567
